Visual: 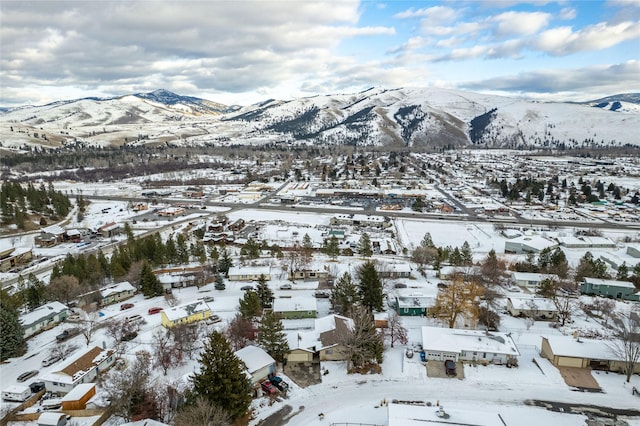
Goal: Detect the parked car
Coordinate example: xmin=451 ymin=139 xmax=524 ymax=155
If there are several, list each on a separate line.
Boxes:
xmin=269 ymin=376 xmax=289 ymax=391
xmin=55 ymin=328 xmax=79 ymax=342
xmin=314 ymin=291 xmax=330 ymax=298
xmin=394 ymin=283 xmax=408 ymax=289
xmin=148 ymin=307 xmax=163 ymax=315
xmin=279 ymin=284 xmax=292 ymax=290
xmin=42 ymin=355 xmax=61 ymax=367
xmin=29 ymin=382 xmax=46 ymax=393
xmin=260 ymin=380 xmax=278 ymax=395
xmin=198 ymin=296 xmax=215 ymax=302
xmin=445 ymin=359 xmax=456 ymax=376
xmin=240 ymin=286 xmax=254 ymax=291
xmin=120 ymin=303 xmax=134 ymax=310
xmin=17 ymin=370 xmax=39 ymax=382
xmin=126 ymin=315 xmax=146 ymax=326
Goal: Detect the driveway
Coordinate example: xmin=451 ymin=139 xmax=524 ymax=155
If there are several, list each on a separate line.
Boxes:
xmin=557 ymin=366 xmax=601 ymax=391
xmin=426 ymin=360 xmax=464 ymax=379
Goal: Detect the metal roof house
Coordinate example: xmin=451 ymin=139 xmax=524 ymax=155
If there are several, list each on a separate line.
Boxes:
xmin=580 ymin=277 xmax=640 ymax=301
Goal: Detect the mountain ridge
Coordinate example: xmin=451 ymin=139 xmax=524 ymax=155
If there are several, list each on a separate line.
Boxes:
xmin=1 ymin=88 xmax=639 ymax=152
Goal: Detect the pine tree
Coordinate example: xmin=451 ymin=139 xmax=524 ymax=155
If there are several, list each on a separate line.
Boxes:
xmin=323 ymin=236 xmax=340 ymax=260
xmin=239 ymin=290 xmax=261 ymax=319
xmin=330 ymin=272 xmax=360 ymax=315
xmin=214 ymin=273 xmax=226 ymax=290
xmin=257 ymin=311 xmax=289 ymax=362
xmin=190 ymin=331 xmax=252 ymax=421
xmin=420 ymin=232 xmax=435 ymax=248
xmin=255 ymin=274 xmax=273 ymax=309
xmin=460 ymin=241 xmax=473 ymax=266
xmin=218 ymin=248 xmax=233 ymax=276
xmin=357 ymin=261 xmax=383 ymax=312
xmin=357 ymin=233 xmax=373 ymax=257
xmin=0 ymin=290 xmax=26 ymax=361
xmin=139 ymin=262 xmax=163 ymax=297
xmin=301 ymin=233 xmax=313 ymax=266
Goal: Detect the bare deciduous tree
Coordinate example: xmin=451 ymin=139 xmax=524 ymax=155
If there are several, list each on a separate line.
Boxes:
xmin=608 ymin=313 xmax=640 ymax=383
xmin=48 ymin=275 xmax=81 ymax=305
xmin=79 ymin=312 xmax=101 ymax=346
xmin=174 ymin=396 xmax=232 ymax=426
xmin=169 ymin=322 xmax=204 ymax=359
xmin=152 ymin=329 xmax=182 ymax=375
xmin=384 ymin=310 xmax=408 ymax=348
xmin=105 ymin=318 xmax=136 ymax=358
xmin=49 ymin=342 xmax=77 ymax=361
xmin=225 ymin=313 xmax=255 ymax=351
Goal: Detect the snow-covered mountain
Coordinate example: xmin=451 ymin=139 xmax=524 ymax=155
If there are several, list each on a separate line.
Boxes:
xmin=1 ymin=88 xmax=639 ymax=151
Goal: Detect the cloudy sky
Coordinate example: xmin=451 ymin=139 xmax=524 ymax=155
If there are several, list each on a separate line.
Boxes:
xmin=1 ymin=0 xmax=639 ymax=107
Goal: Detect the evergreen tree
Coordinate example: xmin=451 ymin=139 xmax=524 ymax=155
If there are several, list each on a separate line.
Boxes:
xmin=256 ymin=311 xmax=289 ymax=363
xmin=214 ymin=273 xmax=226 ymax=290
xmin=460 ymin=241 xmax=473 ymax=266
xmin=357 ymin=233 xmax=373 ymax=257
xmin=255 ymin=274 xmax=273 ymax=309
xmin=449 ymin=247 xmax=462 ymax=266
xmin=238 ymin=290 xmax=261 ymax=319
xmin=357 ymin=261 xmax=383 ymax=312
xmin=190 ymin=331 xmax=252 ymax=421
xmin=139 ymin=262 xmax=163 ymax=297
xmin=218 ymin=248 xmax=233 ymax=277
xmin=323 ymin=236 xmax=340 ymax=260
xmin=617 ymin=262 xmax=629 ymax=280
xmin=420 ymin=232 xmax=435 ymax=248
xmin=0 ymin=290 xmax=26 ymax=360
xmin=330 ymin=272 xmax=360 ymax=316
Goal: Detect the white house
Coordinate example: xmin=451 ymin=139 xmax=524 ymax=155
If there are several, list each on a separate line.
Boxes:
xmin=504 ymin=235 xmax=557 ymax=254
xmin=506 ymin=296 xmax=558 ymax=320
xmin=421 ymin=326 xmax=520 ymax=365
xmin=511 ymin=272 xmax=559 ymax=288
xmin=41 ymin=346 xmax=115 ymax=394
xmin=227 ymin=265 xmax=271 ymax=281
xmin=21 ymin=301 xmax=69 ymax=339
xmin=100 ymin=281 xmax=136 ymax=305
xmin=234 ymin=345 xmax=276 ymax=386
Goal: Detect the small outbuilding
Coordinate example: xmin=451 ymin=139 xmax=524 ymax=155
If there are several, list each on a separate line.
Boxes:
xmin=273 ymin=297 xmax=317 ymax=319
xmin=61 ymin=383 xmax=96 ymax=410
xmin=235 ymin=345 xmax=276 ymax=386
xmin=37 ymin=412 xmax=68 ymax=426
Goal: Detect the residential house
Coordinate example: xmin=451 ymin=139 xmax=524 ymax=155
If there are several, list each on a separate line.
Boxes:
xmin=156 ymin=207 xmax=185 ymax=217
xmin=66 ymin=229 xmax=82 ymax=243
xmin=580 ymin=277 xmax=640 ymax=301
xmin=41 ymin=346 xmax=115 ymax=394
xmin=228 ymin=218 xmax=245 ymax=232
xmin=34 ymin=225 xmax=66 ymax=247
xmin=627 ymin=245 xmax=640 ymax=258
xmin=541 ymin=336 xmax=640 ymax=373
xmin=273 ymin=297 xmax=317 ymax=319
xmin=160 ymin=300 xmax=211 ymax=328
xmin=97 ymin=222 xmax=123 ymax=238
xmin=156 ymin=272 xmax=200 ymax=291
xmin=288 ymin=268 xmax=329 ymax=281
xmin=100 ymin=281 xmax=136 ymax=306
xmin=556 ymin=236 xmax=616 ymax=248
xmin=511 ymin=272 xmax=559 ymax=288
xmin=235 ymin=345 xmax=276 ymax=387
xmin=61 ymin=383 xmax=96 ymax=410
xmin=227 ymin=265 xmax=271 ymax=281
xmin=286 ymin=314 xmax=354 ymax=363
xmin=421 ymin=326 xmax=520 ymax=365
xmin=392 ymin=292 xmax=435 ymax=316
xmin=0 ymin=247 xmax=33 ymax=272
xmin=506 ymin=297 xmax=558 ymax=320
xmin=378 ymin=262 xmax=412 ymax=279
xmin=438 ymin=266 xmax=481 ymax=280
xmin=21 ymin=301 xmax=69 ymax=339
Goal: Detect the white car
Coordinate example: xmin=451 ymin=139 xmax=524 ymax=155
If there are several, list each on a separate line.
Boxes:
xmin=279 ymin=284 xmax=292 ymax=290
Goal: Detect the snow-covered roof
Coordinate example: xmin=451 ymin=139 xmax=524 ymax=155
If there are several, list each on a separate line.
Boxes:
xmin=273 ymin=297 xmax=317 ymax=313
xmin=583 ymin=277 xmax=636 ymax=289
xmin=61 ymin=383 xmax=95 ymax=401
xmin=507 ymin=296 xmax=557 ymax=311
xmin=315 ymin=314 xmax=354 ymax=335
xmin=21 ymin=301 xmax=68 ymax=328
xmin=162 ymin=300 xmax=210 ymax=321
xmin=41 ymin=224 xmax=66 ymax=235
xmin=421 ymin=326 xmax=520 ymax=357
xmin=38 ymin=412 xmax=68 ymax=426
xmin=100 ymin=281 xmax=135 ymax=297
xmin=228 ymin=265 xmax=271 ymax=276
xmin=41 ymin=346 xmax=114 ymax=385
xmin=395 ymin=292 xmax=436 ymax=309
xmin=543 ymin=335 xmax=620 ymax=361
xmin=235 ymin=345 xmax=275 ymax=374
xmin=507 ymin=235 xmax=557 ymax=251
xmin=511 ymin=272 xmax=559 ymax=282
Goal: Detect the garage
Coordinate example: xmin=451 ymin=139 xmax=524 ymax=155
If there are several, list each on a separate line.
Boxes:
xmin=556 ymin=356 xmax=584 ymax=368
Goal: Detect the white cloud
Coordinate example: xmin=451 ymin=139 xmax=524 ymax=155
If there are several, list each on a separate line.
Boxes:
xmin=490 ymin=11 xmax=551 ymax=36
xmin=558 ymin=7 xmax=577 ymax=20
xmin=533 ymin=21 xmax=640 ymax=55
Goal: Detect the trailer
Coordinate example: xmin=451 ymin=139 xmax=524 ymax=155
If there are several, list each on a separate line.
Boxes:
xmin=2 ymin=385 xmax=31 ymax=402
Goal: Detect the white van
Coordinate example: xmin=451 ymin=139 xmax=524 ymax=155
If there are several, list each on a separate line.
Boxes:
xmin=42 ymin=355 xmax=61 ymax=367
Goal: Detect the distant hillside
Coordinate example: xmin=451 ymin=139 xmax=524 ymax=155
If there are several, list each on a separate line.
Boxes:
xmin=1 ymin=88 xmax=639 ymax=152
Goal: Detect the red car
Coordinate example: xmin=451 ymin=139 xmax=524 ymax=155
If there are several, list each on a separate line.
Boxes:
xmin=120 ymin=303 xmax=134 ymax=310
xmin=261 ymin=380 xmax=277 ymax=394
xmin=148 ymin=307 xmax=163 ymax=315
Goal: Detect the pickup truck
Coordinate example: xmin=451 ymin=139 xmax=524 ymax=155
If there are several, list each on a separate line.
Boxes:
xmin=56 ymin=328 xmax=79 ymax=342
